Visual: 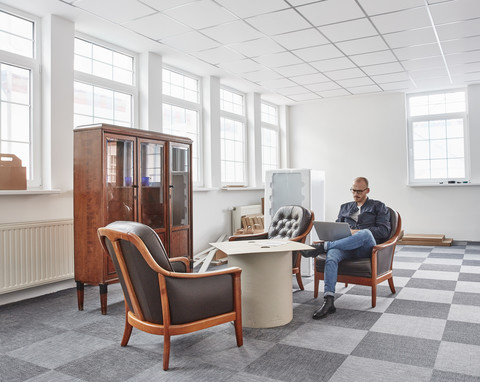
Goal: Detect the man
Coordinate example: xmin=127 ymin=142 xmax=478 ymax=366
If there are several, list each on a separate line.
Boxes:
xmin=303 ymin=177 xmax=391 ymax=319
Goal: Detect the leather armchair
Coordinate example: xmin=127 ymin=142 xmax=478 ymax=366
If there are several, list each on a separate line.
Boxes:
xmin=229 ymin=205 xmax=314 ymax=290
xmin=313 ymin=208 xmax=402 ymax=307
xmin=97 ymin=221 xmax=243 ymax=371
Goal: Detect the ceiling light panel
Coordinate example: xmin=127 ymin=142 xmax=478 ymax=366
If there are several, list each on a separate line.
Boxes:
xmin=336 ymin=36 xmax=389 ymax=55
xmin=247 ymin=8 xmax=312 ymax=35
xmin=215 ymin=0 xmax=289 ymax=18
xmin=357 ymin=0 xmax=425 ymax=16
xmin=296 ymin=0 xmax=365 ymax=26
xmin=201 ymin=20 xmax=264 ymax=44
xmin=319 ymin=18 xmax=378 ymax=42
xmin=371 ymin=7 xmax=431 ymax=34
xmin=162 ymin=0 xmax=238 ymax=29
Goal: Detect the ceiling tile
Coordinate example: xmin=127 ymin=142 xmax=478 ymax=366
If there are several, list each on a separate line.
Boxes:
xmin=348 ymin=84 xmax=382 ymax=94
xmin=247 ymin=9 xmax=312 ymax=35
xmin=413 ymin=76 xmax=453 ymax=89
xmin=163 ymin=0 xmax=237 ymax=29
xmin=161 ymin=30 xmax=220 ymax=52
xmin=216 ymin=0 xmax=289 ymax=18
xmin=202 ymin=20 xmax=264 ymax=44
xmin=401 ymin=56 xmax=445 ymax=70
xmin=319 ymin=18 xmax=378 ymax=42
xmin=273 ymin=63 xmax=317 ymax=77
xmin=380 ymin=81 xmax=412 ymax=91
xmin=326 ymin=67 xmax=365 ymax=80
xmin=273 ymin=29 xmax=329 ymax=50
xmin=228 ymin=38 xmax=285 ymax=57
xmin=350 ymin=50 xmax=397 ymax=66
xmin=336 ymin=36 xmax=389 ymax=55
xmin=371 ymin=72 xmax=409 ymax=83
xmin=242 ymin=69 xmax=282 ymax=82
xmin=393 ymin=43 xmax=442 ymax=60
xmin=124 ymin=13 xmax=190 ymax=40
xmin=371 ymin=7 xmax=431 ymax=34
xmin=382 ymin=27 xmax=437 ymax=49
xmin=290 ymin=72 xmax=330 ymax=85
xmin=218 ymin=58 xmax=264 ymax=73
xmin=258 ymin=77 xmax=297 ymax=89
xmin=306 ymin=81 xmax=342 ymax=92
xmin=361 ymin=62 xmax=405 ymax=75
xmin=450 ymin=62 xmax=480 ymax=74
xmin=441 ymin=36 xmax=480 ymax=55
xmin=293 ymin=44 xmax=344 ymax=62
xmin=140 ymin=0 xmax=198 ymax=12
xmin=296 ymin=0 xmax=365 ymax=26
xmin=317 ymin=88 xmax=351 ymax=97
xmin=193 ymin=46 xmax=244 ymax=64
xmin=445 ymin=50 xmax=480 ymax=65
xmin=409 ymin=67 xmax=449 ymax=80
xmin=254 ymin=51 xmax=303 ymax=67
xmin=357 ymin=0 xmax=424 ymax=16
xmin=310 ymin=57 xmax=356 ymax=72
xmin=74 ymin=0 xmax=154 ymax=23
xmin=429 ymin=0 xmax=480 ymax=24
xmin=277 ymin=85 xmax=311 ymax=96
xmin=287 ymin=0 xmax=318 ymax=5
xmin=436 ymin=18 xmax=480 ymax=41
xmin=337 ymin=76 xmax=375 ymax=87
xmin=288 ymin=93 xmax=323 ymax=102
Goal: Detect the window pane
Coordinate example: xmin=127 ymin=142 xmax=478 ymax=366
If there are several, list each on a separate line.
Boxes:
xmin=430 ymin=139 xmax=446 ymax=159
xmin=447 ymin=138 xmax=464 ymax=158
xmin=431 ymin=159 xmax=447 ymax=178
xmin=429 ymin=120 xmax=445 ymax=139
xmin=162 ymin=68 xmax=199 ymax=102
xmin=448 ymin=158 xmax=465 ymax=178
xmin=0 ymin=11 xmax=34 ymax=58
xmin=1 ymin=103 xmax=30 ymax=141
xmin=1 ymin=64 xmax=30 ymax=104
xmin=413 ymin=141 xmax=429 ymax=160
xmin=414 ymin=160 xmax=430 ymax=179
xmin=446 ymin=119 xmax=463 ymax=138
xmin=412 ymin=121 xmax=429 ymax=140
xmin=220 ymin=88 xmax=244 ymax=115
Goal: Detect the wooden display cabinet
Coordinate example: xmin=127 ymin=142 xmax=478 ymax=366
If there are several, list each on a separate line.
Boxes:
xmin=74 ymin=124 xmax=193 ymax=314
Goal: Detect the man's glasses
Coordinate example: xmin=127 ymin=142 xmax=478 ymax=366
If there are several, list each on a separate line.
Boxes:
xmin=350 ymin=188 xmax=368 ymax=194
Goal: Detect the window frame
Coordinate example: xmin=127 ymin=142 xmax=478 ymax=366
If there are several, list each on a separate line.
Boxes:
xmin=0 ymin=6 xmax=41 ymax=188
xmin=161 ymin=65 xmax=203 ymax=187
xmin=73 ymin=34 xmax=138 ymax=129
xmin=406 ymin=89 xmax=470 ymax=185
xmin=260 ymin=101 xmax=280 ymax=183
xmin=220 ymin=86 xmax=247 ymax=186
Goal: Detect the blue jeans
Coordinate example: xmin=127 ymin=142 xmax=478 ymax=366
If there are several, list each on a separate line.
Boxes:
xmin=323 ymin=230 xmax=376 ymax=297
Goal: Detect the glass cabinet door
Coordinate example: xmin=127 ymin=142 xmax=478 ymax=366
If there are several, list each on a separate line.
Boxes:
xmin=170 ymin=144 xmax=190 ymax=227
xmin=139 ymin=140 xmax=165 ymax=230
xmin=105 ymin=136 xmax=135 ymax=223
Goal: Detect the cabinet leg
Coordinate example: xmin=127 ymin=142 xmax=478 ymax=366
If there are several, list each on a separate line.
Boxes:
xmin=76 ymin=281 xmax=84 ymax=311
xmin=100 ymin=284 xmax=108 ymax=315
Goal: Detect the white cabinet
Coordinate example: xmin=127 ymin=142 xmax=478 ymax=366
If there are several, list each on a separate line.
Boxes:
xmin=265 ymin=169 xmax=325 ymax=276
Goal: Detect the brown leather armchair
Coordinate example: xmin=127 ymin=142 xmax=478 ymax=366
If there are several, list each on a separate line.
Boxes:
xmin=97 ymin=221 xmax=243 ymax=371
xmin=229 ymin=205 xmax=314 ymax=290
xmin=313 ymin=208 xmax=402 ymax=307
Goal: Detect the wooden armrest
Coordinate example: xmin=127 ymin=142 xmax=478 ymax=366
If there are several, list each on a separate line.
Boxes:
xmin=229 ymin=232 xmax=268 ymax=241
xmin=170 ymin=266 xmax=242 ymax=279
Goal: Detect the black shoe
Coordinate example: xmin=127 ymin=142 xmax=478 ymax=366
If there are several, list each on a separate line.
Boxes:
xmin=313 ymin=295 xmax=336 ymax=319
xmin=301 ymin=242 xmax=325 ymax=258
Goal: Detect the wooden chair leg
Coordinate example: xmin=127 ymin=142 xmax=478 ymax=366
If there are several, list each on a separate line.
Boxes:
xmin=121 ymin=303 xmax=133 ymax=346
xmin=234 ymin=319 xmax=243 ymax=347
xmin=163 ymin=334 xmax=170 ymax=371
xmin=388 ymin=277 xmax=396 ymax=294
xmin=296 ymin=272 xmax=304 ymax=291
xmin=314 ymin=272 xmax=319 ymax=298
xmin=371 ymin=284 xmax=377 ymax=308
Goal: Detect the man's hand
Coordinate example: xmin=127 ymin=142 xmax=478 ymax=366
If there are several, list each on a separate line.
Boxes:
xmin=351 ymin=229 xmax=360 ymax=234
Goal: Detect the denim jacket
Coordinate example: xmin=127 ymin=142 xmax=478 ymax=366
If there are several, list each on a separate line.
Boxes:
xmin=336 ymin=198 xmax=391 ymax=244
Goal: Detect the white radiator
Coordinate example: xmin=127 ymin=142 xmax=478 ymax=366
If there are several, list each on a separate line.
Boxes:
xmin=0 ymin=219 xmax=74 ymax=294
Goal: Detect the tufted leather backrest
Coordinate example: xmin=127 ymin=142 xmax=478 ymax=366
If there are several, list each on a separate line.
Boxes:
xmin=267 ymin=205 xmax=312 ymax=240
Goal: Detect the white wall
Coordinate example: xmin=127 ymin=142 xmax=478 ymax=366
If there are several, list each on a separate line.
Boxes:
xmin=288 ymin=88 xmax=480 ymax=242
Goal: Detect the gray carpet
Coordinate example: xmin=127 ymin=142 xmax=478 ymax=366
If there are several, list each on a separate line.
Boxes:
xmin=1 ymin=244 xmax=480 ymax=381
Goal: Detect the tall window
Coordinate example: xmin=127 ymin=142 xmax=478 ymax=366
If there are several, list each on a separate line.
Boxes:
xmin=261 ymin=102 xmax=279 ymax=182
xmin=162 ymin=67 xmax=201 ymax=185
xmin=407 ymin=90 xmax=468 ymax=184
xmin=74 ymin=37 xmax=135 ymax=128
xmin=0 ymin=9 xmax=40 ymax=186
xmin=220 ymin=88 xmax=246 ymax=185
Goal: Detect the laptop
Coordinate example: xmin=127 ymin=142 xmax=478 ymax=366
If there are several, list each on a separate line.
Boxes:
xmin=313 ymin=221 xmax=352 ymax=241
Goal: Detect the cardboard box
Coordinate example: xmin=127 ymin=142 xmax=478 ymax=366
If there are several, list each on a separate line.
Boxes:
xmin=0 ymin=154 xmax=27 ymax=190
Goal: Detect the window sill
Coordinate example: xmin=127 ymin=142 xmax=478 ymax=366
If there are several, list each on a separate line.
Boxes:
xmin=0 ymin=188 xmax=62 ymax=196
xmin=221 ymin=186 xmax=264 ymax=191
xmin=407 ymin=182 xmax=480 ymax=187
xmin=193 ymin=187 xmax=219 ymax=192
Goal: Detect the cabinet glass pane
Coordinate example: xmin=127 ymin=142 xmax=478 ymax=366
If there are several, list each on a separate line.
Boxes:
xmin=170 ymin=145 xmax=189 ymax=227
xmin=140 ymin=141 xmax=165 ymax=229
xmin=105 ymin=137 xmax=134 ymax=222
